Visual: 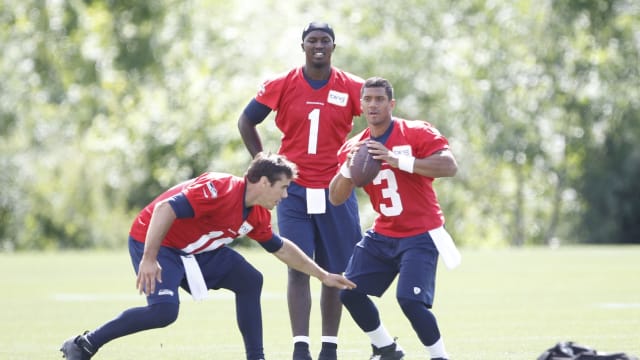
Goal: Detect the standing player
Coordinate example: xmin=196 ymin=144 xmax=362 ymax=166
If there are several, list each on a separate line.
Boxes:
xmin=59 ymin=152 xmax=355 ymax=360
xmin=329 ymin=77 xmax=459 ymax=360
xmin=237 ymin=22 xmax=363 ymax=360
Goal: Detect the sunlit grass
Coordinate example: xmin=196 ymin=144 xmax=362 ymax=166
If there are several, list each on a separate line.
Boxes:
xmin=0 ymin=246 xmax=638 ymax=359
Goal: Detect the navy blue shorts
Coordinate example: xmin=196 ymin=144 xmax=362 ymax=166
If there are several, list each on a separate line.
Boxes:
xmin=128 ymin=237 xmax=255 ymax=305
xmin=276 ymin=182 xmax=361 ymax=273
xmin=344 ymin=230 xmax=439 ymax=307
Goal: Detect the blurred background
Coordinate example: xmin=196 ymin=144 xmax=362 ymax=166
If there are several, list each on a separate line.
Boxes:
xmin=1 ymin=0 xmax=639 ymax=251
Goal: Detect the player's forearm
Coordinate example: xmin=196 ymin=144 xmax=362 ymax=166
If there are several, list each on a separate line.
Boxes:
xmin=412 ymin=150 xmax=458 ymax=178
xmin=143 ymin=201 xmax=176 ymax=261
xmin=274 ymin=238 xmax=329 ymax=281
xmin=328 ymin=171 xmax=355 ymax=206
xmin=237 ymin=114 xmax=263 ymax=158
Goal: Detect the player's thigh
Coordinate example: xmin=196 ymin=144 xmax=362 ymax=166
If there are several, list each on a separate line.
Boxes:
xmin=344 ymin=245 xmax=397 ymax=297
xmin=129 ymin=237 xmax=183 ymax=305
xmin=396 ymin=237 xmax=439 ymax=307
xmin=276 ymin=185 xmax=316 ymax=256
xmin=195 ymin=247 xmax=262 ymax=292
xmin=314 ymin=191 xmax=361 ymax=272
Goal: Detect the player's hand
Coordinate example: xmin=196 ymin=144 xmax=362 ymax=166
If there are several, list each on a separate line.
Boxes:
xmin=366 ymin=141 xmax=398 ymax=168
xmin=346 ymin=140 xmax=366 ymax=165
xmin=136 ymin=258 xmax=163 ymax=296
xmin=321 ymin=273 xmax=356 ymax=290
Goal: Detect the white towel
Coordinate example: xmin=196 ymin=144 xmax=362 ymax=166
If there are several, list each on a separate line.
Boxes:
xmin=429 ymin=226 xmax=461 ymax=269
xmin=306 ymin=188 xmax=326 ymax=214
xmin=180 ymin=255 xmax=209 ymax=300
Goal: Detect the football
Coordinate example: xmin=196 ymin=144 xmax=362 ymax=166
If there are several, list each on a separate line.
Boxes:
xmin=349 ymin=144 xmax=381 ymax=187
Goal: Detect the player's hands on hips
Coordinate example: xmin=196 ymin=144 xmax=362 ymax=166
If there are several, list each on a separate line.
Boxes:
xmin=136 ymin=258 xmax=163 ymax=296
xmin=322 ymin=273 xmax=356 ymax=290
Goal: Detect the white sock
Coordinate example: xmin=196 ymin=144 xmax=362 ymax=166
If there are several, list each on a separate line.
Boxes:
xmin=366 ymin=324 xmax=395 ymax=348
xmin=427 ymin=337 xmax=449 ymax=359
xmin=293 ymin=335 xmax=310 ymax=344
xmin=321 ymin=336 xmax=338 ymax=344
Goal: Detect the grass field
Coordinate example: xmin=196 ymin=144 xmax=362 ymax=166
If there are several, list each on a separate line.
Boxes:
xmin=1 ymin=245 xmax=638 ymax=359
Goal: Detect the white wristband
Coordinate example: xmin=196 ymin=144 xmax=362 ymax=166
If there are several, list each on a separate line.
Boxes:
xmin=398 ymin=155 xmax=415 ymax=173
xmin=339 ymin=162 xmax=352 ymax=178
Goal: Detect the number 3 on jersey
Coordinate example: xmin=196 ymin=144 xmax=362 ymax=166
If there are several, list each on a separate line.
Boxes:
xmin=373 ymin=169 xmax=403 ymax=216
xmin=307 ymin=109 xmax=320 ymax=154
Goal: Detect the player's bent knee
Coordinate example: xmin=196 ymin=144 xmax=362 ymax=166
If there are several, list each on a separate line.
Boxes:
xmin=226 ymin=265 xmax=263 ymax=295
xmin=397 ymin=297 xmax=428 ymax=317
xmin=339 ymin=288 xmax=365 ymax=308
xmin=148 ymin=302 xmax=179 ymax=328
xmin=242 ymin=265 xmax=263 ymax=288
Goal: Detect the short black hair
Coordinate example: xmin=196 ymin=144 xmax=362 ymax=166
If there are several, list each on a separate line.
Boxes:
xmin=362 ymin=77 xmax=394 ymax=100
xmin=245 ymin=152 xmax=297 ymax=184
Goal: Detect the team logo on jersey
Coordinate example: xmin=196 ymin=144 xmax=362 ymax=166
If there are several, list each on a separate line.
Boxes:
xmin=237 ymin=221 xmax=254 ymax=236
xmin=327 ymin=90 xmax=348 ymax=107
xmin=392 ymin=145 xmax=413 ymax=157
xmin=413 ymin=287 xmax=421 ymax=295
xmin=205 ymin=182 xmax=218 ymax=198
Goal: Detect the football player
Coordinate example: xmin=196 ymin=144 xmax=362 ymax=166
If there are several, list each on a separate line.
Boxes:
xmin=330 ymin=77 xmax=459 ymax=360
xmin=238 ymin=21 xmax=364 ymax=360
xmin=60 ymin=152 xmax=355 ymax=360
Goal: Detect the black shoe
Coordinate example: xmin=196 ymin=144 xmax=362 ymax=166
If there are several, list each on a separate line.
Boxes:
xmin=318 ymin=349 xmax=337 ymax=360
xmin=59 ymin=331 xmax=96 ymax=360
xmin=431 ymin=358 xmax=449 ymax=360
xmin=370 ymin=341 xmax=405 ymax=360
xmin=293 ymin=349 xmax=312 ymax=360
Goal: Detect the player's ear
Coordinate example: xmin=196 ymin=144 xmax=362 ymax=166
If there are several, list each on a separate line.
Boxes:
xmin=301 ymin=43 xmax=305 ymax=52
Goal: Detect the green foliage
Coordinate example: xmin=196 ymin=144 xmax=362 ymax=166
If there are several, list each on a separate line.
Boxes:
xmin=1 ymin=0 xmax=639 ymax=250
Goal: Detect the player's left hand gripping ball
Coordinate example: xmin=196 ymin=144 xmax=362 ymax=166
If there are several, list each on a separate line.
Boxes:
xmin=349 ymin=143 xmax=381 ymax=187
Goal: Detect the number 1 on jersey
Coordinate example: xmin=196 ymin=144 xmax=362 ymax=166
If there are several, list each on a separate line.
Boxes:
xmin=307 ymin=108 xmax=320 ymax=154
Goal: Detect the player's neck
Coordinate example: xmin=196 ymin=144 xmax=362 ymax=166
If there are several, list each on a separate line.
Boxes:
xmin=303 ymin=64 xmax=332 ymax=80
xmin=369 ymin=118 xmax=393 ymax=138
xmin=244 ymin=182 xmax=259 ymax=208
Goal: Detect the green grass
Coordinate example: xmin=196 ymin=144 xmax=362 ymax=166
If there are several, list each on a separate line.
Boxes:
xmin=1 ymin=246 xmax=639 ymax=359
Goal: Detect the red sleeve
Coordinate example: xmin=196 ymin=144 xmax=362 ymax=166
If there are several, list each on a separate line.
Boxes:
xmin=254 ymin=70 xmax=292 ymax=111
xmin=246 ymin=206 xmax=274 ymax=242
xmin=408 ymin=121 xmax=450 ymax=159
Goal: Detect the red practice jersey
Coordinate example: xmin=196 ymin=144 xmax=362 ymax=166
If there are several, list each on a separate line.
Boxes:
xmin=255 ymin=67 xmax=363 ymax=188
xmin=338 ymin=118 xmax=450 ymax=237
xmin=129 ymin=173 xmax=273 ymax=254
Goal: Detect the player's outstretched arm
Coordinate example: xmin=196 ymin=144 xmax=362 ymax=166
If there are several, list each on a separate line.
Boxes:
xmin=273 ymin=238 xmax=356 ymax=290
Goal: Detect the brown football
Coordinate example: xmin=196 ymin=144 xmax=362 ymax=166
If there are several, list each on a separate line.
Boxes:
xmin=349 ymin=144 xmax=381 ymax=187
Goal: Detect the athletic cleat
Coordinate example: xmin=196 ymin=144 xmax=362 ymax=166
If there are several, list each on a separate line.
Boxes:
xmin=369 ymin=341 xmax=405 ymax=360
xmin=318 ymin=350 xmax=337 ymax=360
xmin=59 ymin=331 xmax=96 ymax=360
xmin=431 ymin=358 xmax=449 ymax=360
xmin=292 ymin=349 xmax=312 ymax=360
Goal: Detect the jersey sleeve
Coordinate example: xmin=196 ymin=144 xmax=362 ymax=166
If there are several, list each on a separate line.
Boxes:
xmin=410 ymin=121 xmax=450 ymax=158
xmin=246 ymin=206 xmax=274 ymax=242
xmin=254 ymin=71 xmax=290 ymax=111
xmin=258 ymin=233 xmax=284 ymax=253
